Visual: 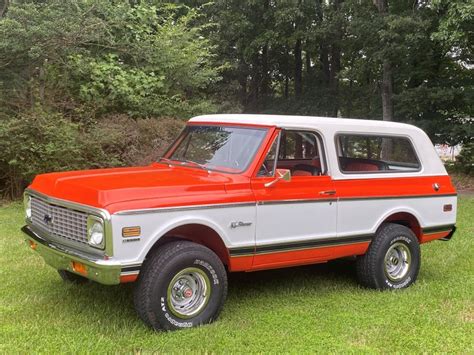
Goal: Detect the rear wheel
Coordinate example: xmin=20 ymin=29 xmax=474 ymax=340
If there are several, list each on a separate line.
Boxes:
xmin=356 ymin=223 xmax=420 ymax=290
xmin=58 ymin=270 xmax=88 ymax=284
xmin=134 ymin=241 xmax=227 ymax=331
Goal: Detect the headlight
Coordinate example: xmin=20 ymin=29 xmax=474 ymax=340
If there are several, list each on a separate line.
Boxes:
xmin=87 ymin=216 xmax=104 ymax=249
xmin=24 ymin=195 xmax=32 ymax=220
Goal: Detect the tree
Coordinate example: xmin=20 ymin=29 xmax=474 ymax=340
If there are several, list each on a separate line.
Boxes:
xmin=0 ymin=0 xmax=220 ymax=118
xmin=373 ymin=0 xmax=393 ymax=122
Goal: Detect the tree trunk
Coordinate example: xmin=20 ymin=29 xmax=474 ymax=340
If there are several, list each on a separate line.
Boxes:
xmin=373 ymin=0 xmax=393 ymax=122
xmin=261 ymin=0 xmax=270 ymax=104
xmin=39 ymin=59 xmax=47 ymax=104
xmin=381 ymin=61 xmax=394 ymax=121
xmin=261 ymin=43 xmax=269 ymax=100
xmin=319 ymin=45 xmax=330 ymax=85
xmin=329 ymin=0 xmax=342 ymax=117
xmin=283 ymin=45 xmax=290 ymax=100
xmin=237 ymin=55 xmax=249 ymax=109
xmin=0 ymin=0 xmax=9 ymax=18
xmin=249 ymin=55 xmax=260 ymax=111
xmin=329 ymin=44 xmax=341 ymax=117
xmin=294 ymin=38 xmax=303 ymax=97
xmin=294 ymin=0 xmax=303 ymax=98
xmin=306 ymin=48 xmax=311 ymax=76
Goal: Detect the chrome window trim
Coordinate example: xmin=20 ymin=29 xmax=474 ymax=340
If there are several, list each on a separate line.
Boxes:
xmin=24 ymin=189 xmax=114 ymax=257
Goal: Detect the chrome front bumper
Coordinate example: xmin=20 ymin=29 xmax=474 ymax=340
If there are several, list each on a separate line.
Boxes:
xmin=22 ymin=225 xmax=123 ymax=285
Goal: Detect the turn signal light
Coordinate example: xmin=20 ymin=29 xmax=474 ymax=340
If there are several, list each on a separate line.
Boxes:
xmin=122 ymin=226 xmax=141 ymax=238
xmin=71 ymin=261 xmax=87 ymax=276
xmin=29 ymin=240 xmax=37 ymax=250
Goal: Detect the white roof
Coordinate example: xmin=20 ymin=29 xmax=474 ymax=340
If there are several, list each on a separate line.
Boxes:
xmin=190 ymin=114 xmax=419 ymax=132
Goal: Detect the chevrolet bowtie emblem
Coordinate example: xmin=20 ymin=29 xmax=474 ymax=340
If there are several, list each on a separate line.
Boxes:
xmin=43 ymin=214 xmax=53 ymax=225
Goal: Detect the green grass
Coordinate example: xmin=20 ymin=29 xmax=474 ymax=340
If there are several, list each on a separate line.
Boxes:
xmin=1 ymin=198 xmax=473 ymax=353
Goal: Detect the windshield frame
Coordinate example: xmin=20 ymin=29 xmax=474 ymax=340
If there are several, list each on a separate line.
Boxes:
xmin=160 ymin=123 xmax=270 ymax=174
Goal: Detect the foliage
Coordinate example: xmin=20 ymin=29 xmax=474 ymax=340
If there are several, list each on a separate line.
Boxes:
xmin=0 ymin=0 xmax=220 ymax=118
xmin=0 ymin=109 xmax=184 ymax=198
xmin=0 ymin=108 xmax=97 ymax=198
xmin=454 ymin=142 xmax=474 ymax=175
xmin=203 ymin=0 xmax=473 ymax=134
xmin=432 ymin=0 xmax=474 ymax=65
xmin=0 ymin=0 xmax=218 ymax=198
xmin=93 ymin=114 xmax=185 ymax=166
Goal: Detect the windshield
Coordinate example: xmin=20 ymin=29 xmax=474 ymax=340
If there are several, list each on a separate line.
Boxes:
xmin=165 ymin=125 xmax=268 ymax=173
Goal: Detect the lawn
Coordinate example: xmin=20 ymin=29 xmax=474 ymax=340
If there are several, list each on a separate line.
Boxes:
xmin=1 ymin=198 xmax=473 ymax=353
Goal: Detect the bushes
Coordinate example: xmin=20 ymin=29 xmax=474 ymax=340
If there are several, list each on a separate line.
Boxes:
xmin=0 ymin=110 xmax=184 ymax=199
xmin=93 ymin=115 xmax=184 ymax=166
xmin=454 ymin=143 xmax=474 ymax=175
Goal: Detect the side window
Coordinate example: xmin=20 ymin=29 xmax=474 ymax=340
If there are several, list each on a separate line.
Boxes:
xmin=257 ymin=130 xmax=325 ymax=177
xmin=337 ymin=134 xmax=421 ymax=173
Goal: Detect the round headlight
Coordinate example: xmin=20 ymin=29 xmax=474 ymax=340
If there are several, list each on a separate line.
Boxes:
xmin=88 ymin=220 xmax=104 ymax=247
xmin=25 ymin=196 xmax=32 ymax=220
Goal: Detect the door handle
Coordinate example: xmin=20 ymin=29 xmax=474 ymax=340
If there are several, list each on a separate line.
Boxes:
xmin=319 ymin=190 xmax=336 ymax=196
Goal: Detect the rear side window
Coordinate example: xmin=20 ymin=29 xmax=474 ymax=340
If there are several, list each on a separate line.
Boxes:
xmin=337 ymin=134 xmax=421 ymax=173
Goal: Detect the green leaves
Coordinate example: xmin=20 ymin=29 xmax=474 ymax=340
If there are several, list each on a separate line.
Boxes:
xmin=0 ymin=0 xmax=220 ymax=118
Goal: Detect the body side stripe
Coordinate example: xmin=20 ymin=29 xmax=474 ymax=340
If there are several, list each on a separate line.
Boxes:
xmin=121 ymin=265 xmax=142 ymax=273
xmin=229 ymin=234 xmax=373 ymax=257
xmin=422 ymin=223 xmax=456 ymax=234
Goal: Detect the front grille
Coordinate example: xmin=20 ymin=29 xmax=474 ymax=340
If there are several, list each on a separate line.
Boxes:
xmin=31 ymin=197 xmax=88 ymax=244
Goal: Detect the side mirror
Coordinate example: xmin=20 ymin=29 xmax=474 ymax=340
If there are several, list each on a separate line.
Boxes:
xmin=264 ymin=169 xmax=291 ymax=188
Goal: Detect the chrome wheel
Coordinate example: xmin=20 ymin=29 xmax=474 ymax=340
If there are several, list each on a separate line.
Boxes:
xmin=384 ymin=242 xmax=411 ymax=282
xmin=167 ymin=267 xmax=211 ymax=319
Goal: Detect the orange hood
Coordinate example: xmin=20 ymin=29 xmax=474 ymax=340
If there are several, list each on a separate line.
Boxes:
xmin=28 ymin=164 xmax=247 ymax=214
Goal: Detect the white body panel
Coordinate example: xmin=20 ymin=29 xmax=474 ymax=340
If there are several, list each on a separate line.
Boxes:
xmin=337 ymin=196 xmax=457 ymax=237
xmin=255 ymin=201 xmax=337 ymax=245
xmin=111 ymin=205 xmax=256 ymax=265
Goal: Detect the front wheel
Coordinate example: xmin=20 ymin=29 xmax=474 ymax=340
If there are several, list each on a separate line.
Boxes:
xmin=133 ymin=241 xmax=228 ymax=331
xmin=356 ymin=223 xmax=420 ymax=290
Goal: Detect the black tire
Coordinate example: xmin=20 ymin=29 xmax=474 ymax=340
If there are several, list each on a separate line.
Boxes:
xmin=58 ymin=270 xmax=88 ymax=284
xmin=133 ymin=241 xmax=228 ymax=331
xmin=356 ymin=223 xmax=420 ymax=290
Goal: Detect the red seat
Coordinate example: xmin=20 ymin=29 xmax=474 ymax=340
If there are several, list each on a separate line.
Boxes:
xmin=292 ymin=170 xmax=312 ymax=176
xmin=345 ymin=162 xmax=379 ymax=171
xmin=311 ymin=158 xmax=321 ymax=169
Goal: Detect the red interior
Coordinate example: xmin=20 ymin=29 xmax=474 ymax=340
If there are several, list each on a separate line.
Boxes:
xmin=345 ymin=162 xmax=380 ymax=171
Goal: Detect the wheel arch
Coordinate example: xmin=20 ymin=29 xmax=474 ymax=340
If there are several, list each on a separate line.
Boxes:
xmin=376 ymin=210 xmax=423 ymax=241
xmin=142 ymin=220 xmax=231 ymax=267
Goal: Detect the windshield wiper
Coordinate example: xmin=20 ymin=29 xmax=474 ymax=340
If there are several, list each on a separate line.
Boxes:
xmin=159 ymin=157 xmax=208 ymax=170
xmin=158 ymin=157 xmax=176 ymax=165
xmin=180 ymin=159 xmax=208 ymax=170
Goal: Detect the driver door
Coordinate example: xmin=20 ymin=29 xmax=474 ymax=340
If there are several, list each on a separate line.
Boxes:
xmin=250 ymin=129 xmax=337 ymax=269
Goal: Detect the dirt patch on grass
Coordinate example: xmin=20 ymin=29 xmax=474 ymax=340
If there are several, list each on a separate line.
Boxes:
xmin=460 ymin=302 xmax=474 ymax=323
xmin=450 ymin=173 xmax=474 ymax=195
